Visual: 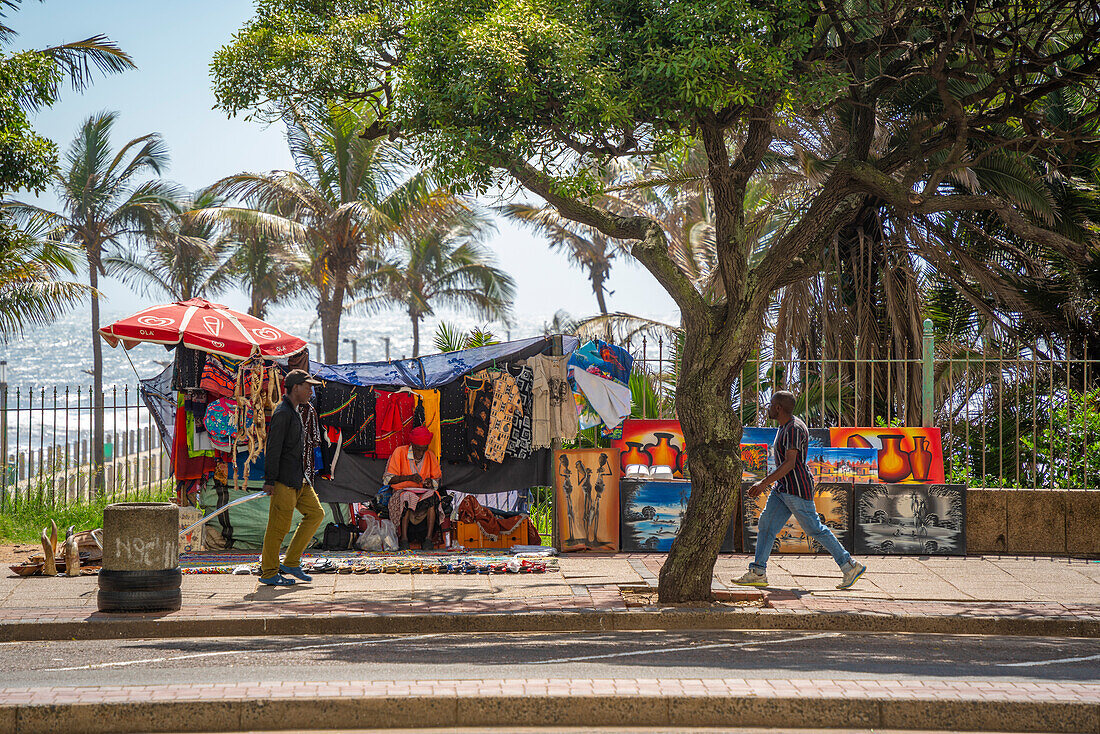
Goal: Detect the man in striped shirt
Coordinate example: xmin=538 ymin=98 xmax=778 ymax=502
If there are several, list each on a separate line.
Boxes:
xmin=733 ymin=390 xmax=867 ymax=590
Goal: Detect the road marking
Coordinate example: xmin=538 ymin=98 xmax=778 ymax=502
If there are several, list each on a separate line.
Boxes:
xmin=996 ymin=652 xmax=1100 ymax=668
xmin=42 ymin=634 xmax=441 ymax=672
xmin=531 ymin=632 xmax=839 ymax=664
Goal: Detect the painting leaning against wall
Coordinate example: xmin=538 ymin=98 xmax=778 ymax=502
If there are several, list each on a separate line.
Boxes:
xmin=742 ymin=482 xmax=853 ymax=554
xmin=854 ymin=483 xmax=966 ymax=555
xmin=553 ymin=448 xmax=621 ymax=552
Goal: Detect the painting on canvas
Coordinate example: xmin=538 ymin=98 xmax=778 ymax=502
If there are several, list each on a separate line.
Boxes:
xmin=853 ymin=483 xmax=966 ymax=555
xmin=828 ymin=427 xmax=945 ymax=483
xmin=613 ymin=419 xmax=688 ymax=477
xmin=807 ymin=447 xmax=878 ymax=483
xmin=740 ymin=443 xmax=768 ymax=482
xmin=553 ymin=448 xmax=620 ymax=552
xmin=620 ymin=479 xmax=735 ymax=552
xmin=742 ymin=482 xmax=852 ymax=554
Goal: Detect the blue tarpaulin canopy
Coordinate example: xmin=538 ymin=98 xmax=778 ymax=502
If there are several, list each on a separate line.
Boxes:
xmin=308 ymin=334 xmax=580 ymax=388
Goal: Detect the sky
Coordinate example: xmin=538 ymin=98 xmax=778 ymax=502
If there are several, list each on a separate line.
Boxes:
xmin=10 ymin=0 xmax=679 ymax=328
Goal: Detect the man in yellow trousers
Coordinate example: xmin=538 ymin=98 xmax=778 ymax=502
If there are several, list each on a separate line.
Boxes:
xmin=259 ymin=369 xmax=325 ymax=586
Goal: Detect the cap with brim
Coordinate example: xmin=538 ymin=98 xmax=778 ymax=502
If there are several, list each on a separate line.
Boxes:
xmin=284 ymin=369 xmax=322 ymax=389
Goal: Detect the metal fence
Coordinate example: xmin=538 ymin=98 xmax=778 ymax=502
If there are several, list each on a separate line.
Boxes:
xmin=0 ymin=384 xmax=171 ymax=510
xmin=624 ymin=323 xmax=1099 ymax=491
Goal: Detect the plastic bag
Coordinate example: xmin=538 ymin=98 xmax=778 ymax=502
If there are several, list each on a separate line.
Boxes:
xmin=380 ymin=519 xmax=398 ymax=552
xmin=355 ymin=513 xmax=384 ymax=552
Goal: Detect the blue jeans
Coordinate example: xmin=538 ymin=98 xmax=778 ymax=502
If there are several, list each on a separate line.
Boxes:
xmin=750 ymin=489 xmax=852 ymax=573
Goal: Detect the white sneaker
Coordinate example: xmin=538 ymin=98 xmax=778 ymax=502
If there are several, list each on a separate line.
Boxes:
xmin=837 ymin=561 xmax=867 ymax=590
xmin=732 ymin=569 xmax=768 ymax=587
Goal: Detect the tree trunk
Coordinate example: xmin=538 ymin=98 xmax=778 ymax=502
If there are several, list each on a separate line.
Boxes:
xmin=318 ymin=288 xmax=344 ymax=363
xmin=411 ymin=313 xmax=421 ymax=358
xmin=656 ymin=317 xmax=752 ymax=603
xmin=593 ymin=274 xmax=609 ymax=315
xmin=88 ymin=257 xmax=106 ymax=497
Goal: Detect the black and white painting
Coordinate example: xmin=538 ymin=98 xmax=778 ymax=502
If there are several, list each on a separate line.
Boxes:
xmin=854 ymin=483 xmax=966 ymax=555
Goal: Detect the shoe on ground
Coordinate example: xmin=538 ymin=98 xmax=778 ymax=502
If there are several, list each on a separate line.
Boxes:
xmin=732 ymin=569 xmax=768 ymax=587
xmin=280 ymin=564 xmax=312 ymax=582
xmin=837 ymin=560 xmax=867 ymax=590
xmin=258 ymin=574 xmax=296 ymax=587
xmin=422 ymin=537 xmax=434 ymax=550
xmin=398 ymin=538 xmax=410 ymax=551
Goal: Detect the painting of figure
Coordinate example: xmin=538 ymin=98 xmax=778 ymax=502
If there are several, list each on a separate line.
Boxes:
xmin=554 ymin=448 xmax=620 ymax=552
xmin=620 ymin=479 xmax=735 ymax=552
xmin=742 ymin=482 xmax=853 ymax=554
xmin=854 ymin=483 xmax=966 ymax=555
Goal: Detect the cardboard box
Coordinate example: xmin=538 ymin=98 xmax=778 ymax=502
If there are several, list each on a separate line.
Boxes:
xmin=178 ymin=505 xmax=205 ymax=554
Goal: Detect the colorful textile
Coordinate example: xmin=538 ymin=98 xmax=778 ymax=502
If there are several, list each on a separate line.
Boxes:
xmin=463 ymin=376 xmax=494 ymax=470
xmin=505 ymin=364 xmax=534 ymax=459
xmin=200 ymin=354 xmax=244 ymax=397
xmin=474 ymin=370 xmax=520 ymax=463
xmin=456 ymin=494 xmax=541 ymax=545
xmin=527 ymin=353 xmax=578 ymax=448
xmin=315 ymin=381 xmax=376 ymax=454
xmin=374 ymin=390 xmax=419 ymax=460
xmin=568 ymin=339 xmax=634 ymax=430
xmin=204 ymin=397 xmax=252 ymax=451
xmin=412 ymin=389 xmax=441 ymax=457
xmin=172 ymin=398 xmax=217 ymax=481
xmin=319 ymin=425 xmax=342 ymax=479
xmin=439 ymin=380 xmax=467 ymax=461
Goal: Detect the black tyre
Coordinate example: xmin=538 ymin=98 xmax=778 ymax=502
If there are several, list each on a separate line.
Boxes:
xmin=97 ymin=587 xmax=182 ymax=612
xmin=98 ymin=568 xmax=181 ymax=593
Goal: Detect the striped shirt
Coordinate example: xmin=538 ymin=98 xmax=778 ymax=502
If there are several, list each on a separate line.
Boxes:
xmin=773 ymin=416 xmax=815 ymax=500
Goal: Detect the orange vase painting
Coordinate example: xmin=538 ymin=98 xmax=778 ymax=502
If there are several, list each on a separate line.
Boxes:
xmin=828 ymin=428 xmax=945 ymax=484
xmin=612 ymin=420 xmax=689 ymax=478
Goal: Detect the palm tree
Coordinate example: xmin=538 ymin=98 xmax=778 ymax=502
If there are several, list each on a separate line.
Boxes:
xmin=7 ymin=111 xmax=175 ymax=494
xmin=0 ymin=214 xmax=90 ymax=335
xmin=105 ymin=186 xmax=232 ymax=301
xmin=224 ymin=200 xmax=304 ymax=320
xmin=357 ymin=211 xmax=515 ymax=357
xmin=501 ymin=203 xmax=622 ymax=315
xmin=202 ymin=104 xmax=456 ymax=362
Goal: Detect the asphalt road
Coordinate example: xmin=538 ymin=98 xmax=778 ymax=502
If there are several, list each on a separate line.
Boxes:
xmin=3 ymin=630 xmax=1099 ymax=689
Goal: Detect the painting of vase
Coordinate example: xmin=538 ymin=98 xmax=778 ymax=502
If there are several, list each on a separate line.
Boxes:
xmin=877 ymin=434 xmax=912 ymax=482
xmin=828 ymin=428 xmax=945 ymax=484
xmin=619 ymin=442 xmax=652 ymax=473
xmin=553 ymin=448 xmax=620 ymax=552
xmin=613 ymin=420 xmax=689 ymax=478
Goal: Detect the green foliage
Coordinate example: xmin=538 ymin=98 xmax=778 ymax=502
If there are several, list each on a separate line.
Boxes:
xmin=1020 ymin=388 xmax=1100 ymax=489
xmin=527 ymin=485 xmax=553 ymax=545
xmin=432 ymin=321 xmax=499 ymax=352
xmin=0 ymin=482 xmax=173 ymax=543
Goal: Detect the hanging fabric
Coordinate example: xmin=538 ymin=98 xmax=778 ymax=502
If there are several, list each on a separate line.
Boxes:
xmin=439 ymin=380 xmax=467 ymax=462
xmin=505 ymin=363 xmax=534 ymax=459
xmin=463 ymin=375 xmax=494 ymax=470
xmin=527 ymin=353 xmax=578 ymax=448
xmin=373 ymin=389 xmax=419 ymax=459
xmin=412 ymin=388 xmax=442 ymax=457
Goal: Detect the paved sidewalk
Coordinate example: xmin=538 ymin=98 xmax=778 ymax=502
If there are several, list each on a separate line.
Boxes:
xmin=1 ymin=554 xmax=1098 ymax=639
xmin=2 ymin=677 xmax=1098 ymax=733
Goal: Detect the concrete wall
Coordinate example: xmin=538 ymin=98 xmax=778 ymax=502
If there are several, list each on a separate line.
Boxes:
xmin=967 ymin=488 xmax=1100 ymax=557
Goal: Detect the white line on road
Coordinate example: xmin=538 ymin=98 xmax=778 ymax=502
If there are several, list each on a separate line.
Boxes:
xmin=996 ymin=652 xmax=1100 ymax=668
xmin=42 ymin=634 xmax=442 ymax=672
xmin=531 ymin=632 xmax=840 ymax=664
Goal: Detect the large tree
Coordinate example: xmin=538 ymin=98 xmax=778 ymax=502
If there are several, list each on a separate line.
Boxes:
xmin=214 ymin=0 xmax=1100 ymax=601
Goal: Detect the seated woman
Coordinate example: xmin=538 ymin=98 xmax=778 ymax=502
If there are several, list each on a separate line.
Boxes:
xmin=383 ymin=426 xmax=443 ymax=550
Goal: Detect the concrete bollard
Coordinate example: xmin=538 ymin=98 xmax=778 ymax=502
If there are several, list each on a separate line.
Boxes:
xmin=98 ymin=502 xmax=181 ymax=612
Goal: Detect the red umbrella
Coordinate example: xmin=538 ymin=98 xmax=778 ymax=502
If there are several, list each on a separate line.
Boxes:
xmin=99 ymin=298 xmax=307 ymax=360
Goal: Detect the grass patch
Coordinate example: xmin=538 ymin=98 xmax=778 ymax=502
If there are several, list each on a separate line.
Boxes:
xmin=529 ymin=485 xmax=554 ymax=546
xmin=0 ymin=483 xmax=174 ymax=543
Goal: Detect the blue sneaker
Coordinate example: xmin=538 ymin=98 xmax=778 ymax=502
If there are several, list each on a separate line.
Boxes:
xmin=259 ymin=574 xmax=296 ymax=586
xmin=837 ymin=561 xmax=867 ymax=590
xmin=280 ymin=564 xmax=312 ymax=582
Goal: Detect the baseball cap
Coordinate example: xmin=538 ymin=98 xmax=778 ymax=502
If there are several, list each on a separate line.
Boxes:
xmin=284 ymin=369 xmax=321 ymax=389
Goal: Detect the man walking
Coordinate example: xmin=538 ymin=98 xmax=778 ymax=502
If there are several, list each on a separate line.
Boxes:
xmin=259 ymin=369 xmax=325 ymax=587
xmin=733 ymin=390 xmax=867 ymax=590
